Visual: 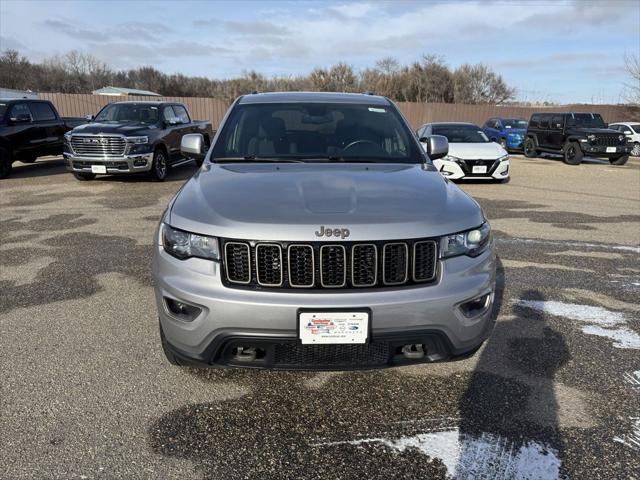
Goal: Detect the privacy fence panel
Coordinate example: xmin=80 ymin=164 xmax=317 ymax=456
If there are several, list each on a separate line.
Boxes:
xmin=39 ymin=93 xmax=639 ymax=130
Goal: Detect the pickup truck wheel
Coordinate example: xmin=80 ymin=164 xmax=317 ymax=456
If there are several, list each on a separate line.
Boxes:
xmin=0 ymin=148 xmax=12 ymax=179
xmin=563 ymin=142 xmax=582 ymax=165
xmin=150 ymin=149 xmax=168 ymax=182
xmin=631 ymin=142 xmax=640 ymax=157
xmin=523 ymin=138 xmax=538 ymax=158
xmin=609 ymin=155 xmax=629 ymax=166
xmin=73 ymin=172 xmax=95 ymax=181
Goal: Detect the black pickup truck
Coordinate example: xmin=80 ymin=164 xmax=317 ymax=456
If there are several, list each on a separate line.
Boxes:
xmin=0 ymin=99 xmax=86 ymax=179
xmin=64 ymin=101 xmax=213 ymax=181
xmin=524 ymin=112 xmax=632 ymax=165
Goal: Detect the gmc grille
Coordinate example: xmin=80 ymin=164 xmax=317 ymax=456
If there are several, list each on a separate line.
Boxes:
xmin=70 ymin=135 xmax=126 ymax=157
xmin=222 ymin=238 xmax=438 ymax=290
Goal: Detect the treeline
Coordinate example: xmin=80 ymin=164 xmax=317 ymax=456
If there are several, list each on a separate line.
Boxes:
xmin=0 ymin=49 xmax=515 ymax=104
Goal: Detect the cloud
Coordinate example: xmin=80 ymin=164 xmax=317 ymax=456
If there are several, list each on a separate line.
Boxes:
xmin=43 ymin=18 xmax=110 ymax=42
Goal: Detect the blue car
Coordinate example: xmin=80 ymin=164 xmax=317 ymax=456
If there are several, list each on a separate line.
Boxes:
xmin=482 ymin=117 xmax=528 ymax=151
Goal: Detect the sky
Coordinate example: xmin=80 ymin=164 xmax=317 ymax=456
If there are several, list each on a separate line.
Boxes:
xmin=1 ymin=0 xmax=639 ymax=104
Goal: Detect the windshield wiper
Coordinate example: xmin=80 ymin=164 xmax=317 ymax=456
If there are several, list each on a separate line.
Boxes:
xmin=214 ymin=156 xmax=305 ymax=163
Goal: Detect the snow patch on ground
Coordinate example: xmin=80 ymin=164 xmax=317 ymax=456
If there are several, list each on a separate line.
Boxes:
xmin=497 ymin=237 xmax=640 ymax=253
xmin=623 ymin=370 xmax=640 ymax=390
xmin=518 ymin=300 xmax=640 ymax=349
xmin=614 ymin=417 xmax=640 ymax=451
xmin=314 ymin=429 xmax=563 ymax=479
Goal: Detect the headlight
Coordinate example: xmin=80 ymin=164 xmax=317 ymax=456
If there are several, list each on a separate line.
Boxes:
xmin=126 ymin=136 xmax=149 ymax=144
xmin=587 ymin=134 xmax=596 ymax=142
xmin=498 ymin=154 xmax=509 ymax=162
xmin=441 ymin=223 xmax=491 ymax=259
xmin=443 ymin=155 xmax=461 ymax=162
xmin=162 ymin=224 xmax=219 ymax=260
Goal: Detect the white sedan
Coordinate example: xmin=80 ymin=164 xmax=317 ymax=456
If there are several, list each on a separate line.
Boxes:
xmin=417 ymin=122 xmax=510 ymax=181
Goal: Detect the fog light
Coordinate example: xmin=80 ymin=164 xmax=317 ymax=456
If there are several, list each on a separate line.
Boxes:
xmin=133 ymin=158 xmax=147 ymax=167
xmin=459 ymin=293 xmax=492 ymax=318
xmin=164 ymin=297 xmax=202 ymax=321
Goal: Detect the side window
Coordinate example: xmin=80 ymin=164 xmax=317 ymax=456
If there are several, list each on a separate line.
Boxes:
xmin=551 ymin=115 xmax=564 ymax=130
xmin=10 ymin=103 xmax=33 ymax=121
xmin=494 ymin=120 xmax=502 ymax=130
xmin=484 ymin=120 xmax=493 ymax=129
xmin=539 ymin=115 xmax=551 ymax=129
xmin=529 ymin=115 xmax=539 ymax=128
xmin=30 ymin=102 xmax=57 ymax=121
xmin=163 ymin=106 xmax=176 ymax=121
xmin=172 ymin=105 xmax=190 ymax=124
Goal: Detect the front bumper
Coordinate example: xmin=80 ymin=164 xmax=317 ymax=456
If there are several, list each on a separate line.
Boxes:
xmin=433 ymin=158 xmax=510 ymax=181
xmin=63 ymin=152 xmax=154 ymax=174
xmin=153 ymin=239 xmax=497 ymax=370
xmin=579 ymin=143 xmax=632 ymax=157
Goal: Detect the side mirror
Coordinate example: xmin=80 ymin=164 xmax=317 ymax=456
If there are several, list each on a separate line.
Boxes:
xmin=181 ymin=133 xmax=206 ymax=160
xmin=424 ymin=135 xmax=448 ymax=160
xmin=85 ymin=115 xmax=94 ymax=122
xmin=623 ymin=130 xmax=632 ymax=135
xmin=10 ymin=113 xmax=32 ymax=124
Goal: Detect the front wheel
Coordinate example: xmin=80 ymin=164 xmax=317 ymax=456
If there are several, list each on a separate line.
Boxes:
xmin=0 ymin=148 xmax=13 ymax=179
xmin=610 ymin=155 xmax=629 ymax=166
xmin=73 ymin=172 xmax=95 ymax=181
xmin=523 ymin=138 xmax=538 ymax=158
xmin=631 ymin=143 xmax=640 ymax=157
xmin=563 ymin=142 xmax=582 ymax=165
xmin=150 ymin=148 xmax=168 ymax=181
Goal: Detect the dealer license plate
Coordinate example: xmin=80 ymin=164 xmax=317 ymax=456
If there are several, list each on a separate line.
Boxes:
xmin=91 ymin=165 xmax=107 ymax=174
xmin=606 ymin=147 xmax=616 ymax=153
xmin=472 ymin=165 xmax=487 ymax=174
xmin=299 ymin=311 xmax=369 ymax=344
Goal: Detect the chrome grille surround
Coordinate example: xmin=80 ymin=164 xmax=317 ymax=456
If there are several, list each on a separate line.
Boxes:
xmin=320 ymin=244 xmax=347 ymax=288
xmin=382 ymin=242 xmax=409 ymax=285
xmin=287 ymin=244 xmax=315 ymax=288
xmin=224 ymin=242 xmax=251 ymax=284
xmin=70 ymin=135 xmax=127 ymax=157
xmin=255 ymin=243 xmax=283 ymax=287
xmin=351 ymin=244 xmax=378 ymax=287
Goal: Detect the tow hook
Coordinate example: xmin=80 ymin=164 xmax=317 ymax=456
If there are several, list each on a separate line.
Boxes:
xmin=401 ymin=344 xmax=426 ymax=360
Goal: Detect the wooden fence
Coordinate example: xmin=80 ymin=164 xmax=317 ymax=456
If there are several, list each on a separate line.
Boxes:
xmin=39 ymin=93 xmax=639 ymax=129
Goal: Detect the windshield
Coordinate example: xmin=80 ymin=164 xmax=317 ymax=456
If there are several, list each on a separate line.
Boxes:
xmin=94 ymin=103 xmax=160 ymax=124
xmin=566 ymin=113 xmax=606 ymax=129
xmin=211 ymin=102 xmax=422 ymax=163
xmin=502 ymin=119 xmax=528 ymax=129
xmin=432 ymin=125 xmax=489 ymax=143
xmin=628 ymin=124 xmax=640 ymax=133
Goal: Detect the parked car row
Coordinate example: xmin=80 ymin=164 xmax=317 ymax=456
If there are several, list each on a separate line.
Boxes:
xmin=0 ymin=99 xmax=213 ymax=179
xmin=0 ymin=97 xmax=637 ymax=181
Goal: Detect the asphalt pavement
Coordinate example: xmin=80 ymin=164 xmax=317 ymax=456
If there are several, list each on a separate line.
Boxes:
xmin=1 ymin=154 xmax=639 ymax=479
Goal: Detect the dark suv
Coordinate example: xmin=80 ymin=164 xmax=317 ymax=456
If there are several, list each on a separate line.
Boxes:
xmin=523 ymin=112 xmax=631 ymax=165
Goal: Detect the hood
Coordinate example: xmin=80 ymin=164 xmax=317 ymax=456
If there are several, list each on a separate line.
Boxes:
xmin=70 ymin=122 xmax=159 ymax=136
xmin=568 ymin=127 xmax=621 ymax=136
xmin=169 ymin=163 xmax=484 ymax=241
xmin=447 ymin=142 xmax=507 ymax=160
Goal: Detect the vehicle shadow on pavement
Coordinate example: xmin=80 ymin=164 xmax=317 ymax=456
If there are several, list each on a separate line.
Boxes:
xmin=144 ymin=261 xmax=579 ymax=480
xmin=455 ymin=287 xmax=570 ymax=478
xmin=6 ymin=158 xmax=68 ymax=179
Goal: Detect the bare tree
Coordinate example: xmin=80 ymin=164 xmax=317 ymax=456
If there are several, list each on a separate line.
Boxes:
xmin=623 ymin=52 xmax=640 ymax=104
xmin=453 ymin=64 xmax=515 ymax=104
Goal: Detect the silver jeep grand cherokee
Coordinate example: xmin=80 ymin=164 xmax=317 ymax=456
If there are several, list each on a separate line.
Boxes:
xmin=153 ymin=92 xmax=495 ymax=370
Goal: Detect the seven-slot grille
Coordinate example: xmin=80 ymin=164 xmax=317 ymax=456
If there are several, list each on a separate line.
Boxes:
xmin=70 ymin=135 xmax=126 ymax=157
xmin=593 ymin=136 xmax=622 ymax=147
xmin=222 ymin=239 xmax=437 ymax=290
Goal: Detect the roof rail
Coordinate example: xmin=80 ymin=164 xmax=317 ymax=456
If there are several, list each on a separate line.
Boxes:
xmin=250 ymin=90 xmax=260 ymax=95
xmin=362 ymin=91 xmax=375 ymax=95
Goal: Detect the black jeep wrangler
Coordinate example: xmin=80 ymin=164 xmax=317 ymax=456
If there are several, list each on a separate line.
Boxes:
xmin=523 ymin=112 xmax=632 ymax=165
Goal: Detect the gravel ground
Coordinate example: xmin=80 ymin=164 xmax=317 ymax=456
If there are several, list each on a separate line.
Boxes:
xmin=0 ymin=154 xmax=639 ymax=479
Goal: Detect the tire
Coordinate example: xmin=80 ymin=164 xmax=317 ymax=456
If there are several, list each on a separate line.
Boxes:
xmin=563 ymin=142 xmax=582 ymax=165
xmin=0 ymin=148 xmax=13 ymax=179
xmin=150 ymin=148 xmax=168 ymax=181
xmin=610 ymin=155 xmax=629 ymax=166
xmin=631 ymin=143 xmax=640 ymax=157
xmin=523 ymin=138 xmax=538 ymax=158
xmin=73 ymin=172 xmax=96 ymax=181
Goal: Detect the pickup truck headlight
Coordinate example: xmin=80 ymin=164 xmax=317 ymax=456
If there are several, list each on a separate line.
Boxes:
xmin=126 ymin=136 xmax=149 ymax=144
xmin=162 ymin=224 xmax=219 ymax=260
xmin=587 ymin=134 xmax=596 ymax=142
xmin=441 ymin=222 xmax=491 ymax=259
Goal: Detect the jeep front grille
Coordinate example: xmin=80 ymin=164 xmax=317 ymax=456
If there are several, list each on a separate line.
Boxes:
xmin=70 ymin=135 xmax=126 ymax=157
xmin=221 ymin=238 xmax=438 ymax=291
xmin=594 ymin=136 xmax=622 ymax=147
